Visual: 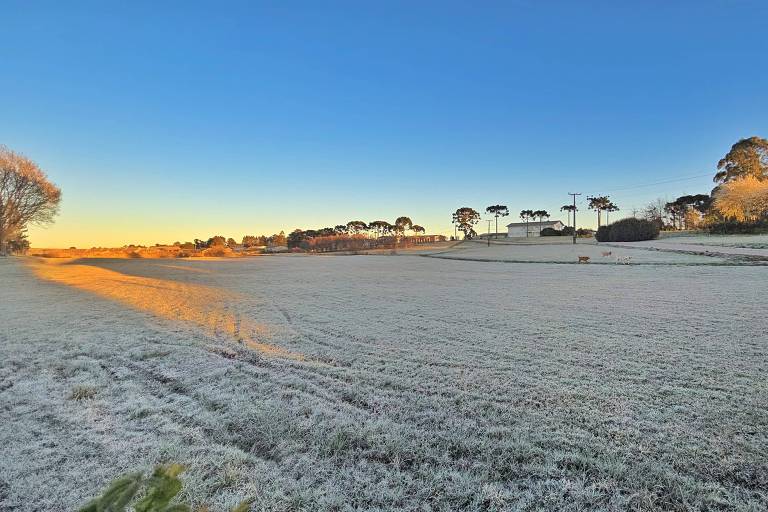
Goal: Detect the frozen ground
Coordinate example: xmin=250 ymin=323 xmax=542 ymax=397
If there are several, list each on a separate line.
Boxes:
xmin=658 ymin=233 xmax=768 ymax=250
xmin=1 ymin=255 xmax=767 ymax=511
xmin=601 ymin=236 xmax=768 ymax=263
xmin=428 ymin=239 xmax=733 ymax=265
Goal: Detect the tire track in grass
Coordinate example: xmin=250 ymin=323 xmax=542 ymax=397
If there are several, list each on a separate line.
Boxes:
xmin=26 ymin=258 xmax=308 ymax=362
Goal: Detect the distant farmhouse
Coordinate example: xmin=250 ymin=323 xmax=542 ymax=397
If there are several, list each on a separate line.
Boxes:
xmin=506 ymin=220 xmax=565 ymax=238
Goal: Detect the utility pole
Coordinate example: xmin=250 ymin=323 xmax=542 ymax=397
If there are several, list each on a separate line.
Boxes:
xmin=568 ymin=192 xmax=581 ymax=245
xmin=486 ymin=219 xmax=492 ymax=247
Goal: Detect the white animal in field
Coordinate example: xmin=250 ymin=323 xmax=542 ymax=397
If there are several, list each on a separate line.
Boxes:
xmin=601 ymin=251 xmax=612 ymax=257
xmin=578 ymin=256 xmax=590 ymax=263
xmin=617 ymin=256 xmax=632 ymax=265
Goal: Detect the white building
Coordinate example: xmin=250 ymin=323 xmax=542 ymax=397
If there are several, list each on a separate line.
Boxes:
xmin=506 ymin=220 xmax=565 ymax=238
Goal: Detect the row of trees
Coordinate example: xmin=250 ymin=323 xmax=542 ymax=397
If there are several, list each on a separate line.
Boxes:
xmin=453 ymin=206 xmax=562 ymax=240
xmin=453 ymin=202 xmax=612 ymax=239
xmin=519 ymin=209 xmax=552 ymax=236
xmin=286 ymin=217 xmax=425 ymax=248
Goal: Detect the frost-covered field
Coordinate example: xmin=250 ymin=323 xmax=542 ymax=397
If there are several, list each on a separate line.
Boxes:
xmin=1 ymin=255 xmax=767 ymax=511
xmin=429 ymin=239 xmax=732 ymax=265
xmin=658 ymin=233 xmax=768 ymax=250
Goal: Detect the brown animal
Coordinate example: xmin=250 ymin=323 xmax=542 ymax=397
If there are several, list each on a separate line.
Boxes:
xmin=601 ymin=251 xmax=612 ymax=257
xmin=578 ymin=256 xmax=590 ymax=263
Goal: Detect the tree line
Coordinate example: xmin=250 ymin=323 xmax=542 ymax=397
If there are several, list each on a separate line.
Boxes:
xmin=637 ymin=136 xmax=768 ymax=232
xmin=286 ymin=217 xmax=425 ymax=248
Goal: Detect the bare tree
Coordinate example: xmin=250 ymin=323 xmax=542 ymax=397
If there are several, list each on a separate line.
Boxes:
xmin=0 ymin=146 xmax=61 ymax=255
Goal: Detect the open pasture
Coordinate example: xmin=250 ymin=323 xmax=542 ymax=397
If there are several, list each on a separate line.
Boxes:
xmin=1 ymin=254 xmax=767 ymax=511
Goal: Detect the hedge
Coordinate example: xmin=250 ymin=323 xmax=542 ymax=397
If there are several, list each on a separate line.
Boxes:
xmin=595 ymin=218 xmax=660 ymax=242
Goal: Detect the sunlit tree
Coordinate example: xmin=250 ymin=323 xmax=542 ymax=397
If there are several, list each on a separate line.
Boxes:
xmin=714 ymin=176 xmax=768 ymax=222
xmin=715 ymin=136 xmax=768 ymax=183
xmin=0 ymin=146 xmax=61 ymax=255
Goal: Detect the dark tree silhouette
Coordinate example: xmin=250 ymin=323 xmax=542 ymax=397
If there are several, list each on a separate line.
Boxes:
xmin=560 ymin=204 xmax=576 ymax=227
xmin=587 ymin=196 xmax=612 ymax=227
xmin=346 ymin=220 xmax=368 ymax=235
xmin=393 ymin=216 xmax=413 ymax=238
xmin=452 ymin=207 xmax=480 ymax=239
xmin=533 ymin=209 xmax=549 ymax=234
xmin=485 ymin=205 xmax=509 ymax=239
xmin=519 ymin=209 xmax=534 ymax=237
xmin=368 ymin=220 xmax=393 ymax=237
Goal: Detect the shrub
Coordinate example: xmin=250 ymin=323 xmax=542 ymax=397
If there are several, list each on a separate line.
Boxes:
xmin=595 ymin=225 xmax=611 ymax=242
xmin=708 ymin=219 xmax=768 ymax=234
xmin=79 ymin=464 xmax=251 ymax=512
xmin=595 ymin=218 xmax=660 ymax=242
xmin=561 ymin=226 xmax=575 ymax=236
xmin=576 ymin=228 xmax=594 ymax=238
xmin=203 ymin=246 xmax=231 ymax=257
xmin=69 ymin=385 xmax=97 ymax=401
xmin=540 ymin=227 xmax=562 ymax=236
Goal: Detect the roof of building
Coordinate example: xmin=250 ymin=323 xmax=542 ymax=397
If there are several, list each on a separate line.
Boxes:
xmin=506 ymin=220 xmax=564 ymax=228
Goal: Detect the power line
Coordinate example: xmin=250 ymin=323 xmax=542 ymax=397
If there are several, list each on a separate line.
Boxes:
xmin=599 ymin=173 xmax=712 ymax=194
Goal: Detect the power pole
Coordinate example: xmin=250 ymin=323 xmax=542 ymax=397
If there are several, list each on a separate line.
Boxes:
xmin=486 ymin=219 xmax=492 ymax=247
xmin=568 ymin=192 xmax=581 ymax=245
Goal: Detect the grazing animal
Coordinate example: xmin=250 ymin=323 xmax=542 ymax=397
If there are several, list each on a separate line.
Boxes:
xmin=601 ymin=251 xmax=612 ymax=257
xmin=617 ymin=256 xmax=632 ymax=265
xmin=578 ymin=256 xmax=590 ymax=263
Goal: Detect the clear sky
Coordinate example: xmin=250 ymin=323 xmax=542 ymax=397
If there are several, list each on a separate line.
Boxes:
xmin=3 ymin=1 xmax=767 ymax=247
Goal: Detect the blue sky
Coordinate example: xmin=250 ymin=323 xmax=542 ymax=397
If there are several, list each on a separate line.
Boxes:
xmin=2 ymin=1 xmax=767 ymax=246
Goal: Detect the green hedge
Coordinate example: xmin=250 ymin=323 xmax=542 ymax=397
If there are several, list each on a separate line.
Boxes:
xmin=595 ymin=218 xmax=660 ymax=242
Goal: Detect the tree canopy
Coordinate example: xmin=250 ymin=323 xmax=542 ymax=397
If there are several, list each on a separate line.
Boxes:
xmin=587 ymin=196 xmax=614 ymax=227
xmin=393 ymin=216 xmax=413 ymax=237
xmin=485 ymin=205 xmax=509 ymax=218
xmin=714 ymin=175 xmax=768 ymax=222
xmin=485 ymin=205 xmax=509 ymax=238
xmin=715 ymin=136 xmax=768 ymax=183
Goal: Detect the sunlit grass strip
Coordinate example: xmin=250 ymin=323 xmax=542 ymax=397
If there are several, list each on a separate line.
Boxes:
xmin=27 ymin=258 xmax=304 ymax=360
